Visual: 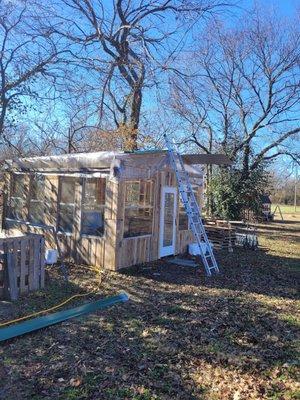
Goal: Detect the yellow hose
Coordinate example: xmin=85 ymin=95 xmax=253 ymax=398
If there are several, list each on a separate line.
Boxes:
xmin=0 ymin=291 xmax=96 ymax=327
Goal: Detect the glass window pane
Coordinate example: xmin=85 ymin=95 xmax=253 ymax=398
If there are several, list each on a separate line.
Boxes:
xmin=179 ymin=186 xmax=200 ymax=230
xmin=9 ymin=198 xmax=24 ymax=220
xmin=179 ymin=204 xmax=189 ymax=230
xmin=83 ymin=178 xmax=106 ymax=208
xmin=58 ymin=204 xmax=75 ymax=233
xmin=124 ymin=180 xmax=153 ymax=238
xmin=81 ymin=178 xmax=106 ymax=236
xmin=125 ymin=182 xmax=140 ymax=206
xmin=81 ymin=210 xmax=104 ymax=236
xmin=145 ymin=181 xmax=151 ymax=204
xmin=61 ymin=178 xmax=75 ymax=204
xmin=58 ymin=178 xmax=77 ymax=233
xmin=124 ymin=208 xmax=153 ymax=238
xmin=30 ymin=201 xmax=44 ymax=224
xmin=31 ymin=175 xmax=45 ymax=201
xmin=163 ymin=193 xmax=175 ymax=246
xmin=12 ymin=174 xmax=26 ymax=198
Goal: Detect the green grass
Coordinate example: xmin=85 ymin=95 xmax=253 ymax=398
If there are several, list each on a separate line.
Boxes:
xmin=272 ymin=204 xmax=299 ymax=214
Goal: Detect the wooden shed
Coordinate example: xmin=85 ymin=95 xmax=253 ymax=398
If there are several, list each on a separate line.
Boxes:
xmin=1 ymin=150 xmax=231 ymax=271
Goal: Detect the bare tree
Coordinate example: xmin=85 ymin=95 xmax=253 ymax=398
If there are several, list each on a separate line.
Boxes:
xmin=54 ymin=0 xmax=232 ymax=150
xmin=0 ymin=0 xmax=67 ymax=154
xmin=170 ymin=8 xmax=300 ymax=174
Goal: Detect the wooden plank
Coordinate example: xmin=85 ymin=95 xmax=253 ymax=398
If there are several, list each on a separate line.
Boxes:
xmin=44 ymin=175 xmax=58 ymax=227
xmin=33 ymin=236 xmax=40 ymax=290
xmin=151 ymin=171 xmax=161 ymax=260
xmin=7 ymin=252 xmax=18 ymax=301
xmin=13 ymin=239 xmax=21 ymax=287
xmin=168 ymin=258 xmax=198 ymax=268
xmin=73 ymin=178 xmax=83 ymax=263
xmin=40 ymin=237 xmax=45 ymax=289
xmin=87 ymin=237 xmax=92 ymax=265
xmin=0 ymin=241 xmax=4 ymax=298
xmin=20 ymin=238 xmax=27 ymax=294
xmin=28 ymin=236 xmax=35 ymax=291
xmin=102 ymin=238 xmax=105 ymax=269
xmin=92 ymin=239 xmax=97 ymax=266
xmin=79 ymin=237 xmax=88 ymax=264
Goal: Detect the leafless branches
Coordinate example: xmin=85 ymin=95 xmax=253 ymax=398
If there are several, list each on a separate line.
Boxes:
xmin=0 ymin=0 xmax=68 ymax=152
xmin=169 ymin=7 xmax=300 ymax=174
xmin=53 ymin=0 xmax=232 ymax=149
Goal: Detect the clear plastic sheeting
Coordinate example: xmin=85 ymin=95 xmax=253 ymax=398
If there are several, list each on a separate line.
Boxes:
xmin=3 ymin=150 xmax=229 ymax=179
xmin=3 ymin=151 xmax=120 ymax=172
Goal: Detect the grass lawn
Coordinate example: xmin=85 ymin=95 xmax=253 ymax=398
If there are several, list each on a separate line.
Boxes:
xmin=271 ymin=204 xmax=299 ymax=221
xmin=0 ymin=220 xmax=299 ymax=400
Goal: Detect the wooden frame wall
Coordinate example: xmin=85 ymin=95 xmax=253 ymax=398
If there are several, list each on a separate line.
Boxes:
xmin=2 ymin=166 xmax=203 ymax=271
xmin=115 ymin=167 xmax=199 ymax=270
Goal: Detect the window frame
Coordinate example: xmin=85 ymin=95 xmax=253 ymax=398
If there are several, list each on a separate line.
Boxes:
xmin=9 ymin=173 xmax=27 ymax=221
xmin=178 ymin=197 xmax=189 ymax=231
xmin=80 ymin=177 xmax=106 ymax=238
xmin=57 ymin=177 xmax=77 ymax=235
xmin=123 ymin=179 xmax=154 ymax=239
xmin=178 ymin=184 xmax=202 ymax=231
xmin=28 ymin=174 xmax=47 ymax=225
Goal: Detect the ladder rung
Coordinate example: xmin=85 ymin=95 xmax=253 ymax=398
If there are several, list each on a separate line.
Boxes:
xmin=164 ymin=133 xmax=219 ymax=276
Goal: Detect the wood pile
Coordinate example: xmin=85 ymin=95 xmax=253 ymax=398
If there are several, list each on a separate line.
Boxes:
xmin=204 ymin=220 xmax=234 ymax=252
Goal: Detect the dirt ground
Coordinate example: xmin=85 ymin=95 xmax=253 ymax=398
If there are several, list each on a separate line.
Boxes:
xmin=0 ymin=219 xmax=299 ymax=400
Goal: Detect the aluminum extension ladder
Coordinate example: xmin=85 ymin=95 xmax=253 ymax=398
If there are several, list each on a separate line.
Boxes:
xmin=164 ymin=134 xmax=219 ymax=276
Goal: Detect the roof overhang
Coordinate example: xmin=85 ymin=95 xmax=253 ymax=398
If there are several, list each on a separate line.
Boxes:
xmin=182 ymin=154 xmax=233 ymax=166
xmin=3 ymin=150 xmax=232 ymax=175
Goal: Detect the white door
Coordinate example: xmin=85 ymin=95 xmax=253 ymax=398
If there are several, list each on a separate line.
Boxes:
xmin=159 ymin=186 xmax=177 ymax=257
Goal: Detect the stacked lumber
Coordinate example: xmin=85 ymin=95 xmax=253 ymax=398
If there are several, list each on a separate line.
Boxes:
xmin=204 ymin=221 xmax=234 ymax=252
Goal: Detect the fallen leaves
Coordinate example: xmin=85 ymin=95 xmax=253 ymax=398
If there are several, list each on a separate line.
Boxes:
xmin=69 ymin=377 xmax=82 ymax=387
xmin=0 ymin=221 xmax=299 ymax=399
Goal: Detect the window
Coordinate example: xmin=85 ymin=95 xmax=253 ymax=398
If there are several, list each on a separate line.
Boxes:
xmin=178 ymin=200 xmax=189 ymax=230
xmin=29 ymin=175 xmax=45 ymax=224
xmin=124 ymin=180 xmax=153 ymax=238
xmin=58 ymin=178 xmax=76 ymax=233
xmin=81 ymin=178 xmax=106 ymax=236
xmin=9 ymin=174 xmax=26 ymax=220
xmin=178 ymin=185 xmax=202 ymax=231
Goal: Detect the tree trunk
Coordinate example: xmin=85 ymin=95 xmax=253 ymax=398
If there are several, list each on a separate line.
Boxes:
xmin=241 ymin=144 xmax=250 ymax=180
xmin=124 ymin=88 xmax=142 ymax=151
xmin=205 ymin=164 xmax=214 ymax=217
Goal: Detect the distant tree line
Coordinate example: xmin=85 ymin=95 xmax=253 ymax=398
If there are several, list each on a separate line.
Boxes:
xmin=270 ymin=173 xmax=299 ymax=206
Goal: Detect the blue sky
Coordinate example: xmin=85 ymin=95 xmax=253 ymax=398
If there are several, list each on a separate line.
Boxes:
xmin=240 ymin=0 xmax=298 ymax=15
xmin=10 ymin=0 xmax=299 ymax=174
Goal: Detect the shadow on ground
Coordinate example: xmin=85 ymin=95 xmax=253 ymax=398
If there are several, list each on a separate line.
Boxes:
xmin=0 ymin=230 xmax=299 ymax=399
xmin=125 ymin=245 xmax=299 ymax=300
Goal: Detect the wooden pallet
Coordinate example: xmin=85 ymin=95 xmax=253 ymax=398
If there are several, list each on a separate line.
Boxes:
xmin=0 ymin=234 xmax=45 ymax=300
